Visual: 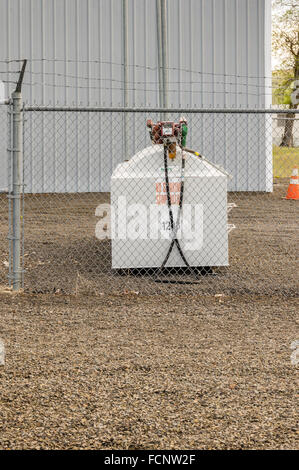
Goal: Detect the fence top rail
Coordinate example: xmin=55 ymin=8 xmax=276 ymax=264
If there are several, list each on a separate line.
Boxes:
xmin=23 ymin=106 xmax=299 ymax=114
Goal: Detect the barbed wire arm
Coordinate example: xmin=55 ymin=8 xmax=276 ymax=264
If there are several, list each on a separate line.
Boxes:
xmin=15 ymin=60 xmax=27 ymax=93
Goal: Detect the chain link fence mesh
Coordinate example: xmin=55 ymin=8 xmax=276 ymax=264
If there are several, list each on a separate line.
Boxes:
xmin=20 ymin=107 xmax=299 ymax=296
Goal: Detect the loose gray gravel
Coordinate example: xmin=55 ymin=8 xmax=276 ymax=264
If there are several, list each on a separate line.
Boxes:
xmin=0 ymin=290 xmax=298 ymax=449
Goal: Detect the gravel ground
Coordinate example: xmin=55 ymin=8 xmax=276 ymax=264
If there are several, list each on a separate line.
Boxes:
xmin=0 ymin=178 xmax=298 ymax=449
xmin=0 ymin=290 xmax=298 ymax=450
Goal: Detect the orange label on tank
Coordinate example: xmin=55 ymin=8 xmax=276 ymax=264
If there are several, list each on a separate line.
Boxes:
xmin=156 ymin=181 xmax=181 ymax=205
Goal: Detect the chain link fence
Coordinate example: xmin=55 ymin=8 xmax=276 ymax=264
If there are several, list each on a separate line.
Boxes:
xmin=20 ymin=106 xmax=299 ymax=296
xmin=0 ymin=106 xmax=299 ymax=293
xmin=2 ymin=106 xmax=297 ymax=296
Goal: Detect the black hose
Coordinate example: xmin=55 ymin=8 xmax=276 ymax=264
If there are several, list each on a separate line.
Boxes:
xmin=160 ymin=145 xmax=190 ymax=269
xmin=163 ymin=145 xmax=174 ymax=231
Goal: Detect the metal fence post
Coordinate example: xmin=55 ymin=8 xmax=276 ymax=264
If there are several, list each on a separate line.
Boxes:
xmin=123 ymin=0 xmax=129 ymax=161
xmin=11 ymin=90 xmax=23 ymax=290
xmin=160 ymin=0 xmax=169 ymax=111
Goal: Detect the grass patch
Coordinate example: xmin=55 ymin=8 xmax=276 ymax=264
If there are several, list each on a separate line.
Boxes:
xmin=273 ymin=145 xmax=299 ymax=178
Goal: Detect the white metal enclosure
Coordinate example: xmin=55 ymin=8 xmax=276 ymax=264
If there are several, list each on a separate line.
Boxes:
xmin=111 ymin=145 xmax=228 ymax=269
xmin=0 ymin=0 xmax=272 ymax=192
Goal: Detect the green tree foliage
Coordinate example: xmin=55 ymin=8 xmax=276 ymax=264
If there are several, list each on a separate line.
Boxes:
xmin=272 ymin=0 xmax=299 ymax=145
xmin=272 ymin=69 xmax=293 ymax=105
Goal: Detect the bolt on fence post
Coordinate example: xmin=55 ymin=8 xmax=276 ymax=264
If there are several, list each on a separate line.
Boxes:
xmin=11 ymin=90 xmax=23 ymax=291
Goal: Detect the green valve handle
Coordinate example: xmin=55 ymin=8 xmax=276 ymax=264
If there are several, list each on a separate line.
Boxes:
xmin=181 ymin=123 xmax=188 ymax=148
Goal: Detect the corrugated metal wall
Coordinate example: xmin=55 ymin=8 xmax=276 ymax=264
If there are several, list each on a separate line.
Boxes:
xmin=0 ymin=0 xmax=272 ymax=192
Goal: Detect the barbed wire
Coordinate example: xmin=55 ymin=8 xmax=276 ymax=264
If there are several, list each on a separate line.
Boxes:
xmin=0 ymin=70 xmax=21 ymax=74
xmin=13 ymin=70 xmax=284 ymax=90
xmin=0 ymin=74 xmax=289 ymax=95
xmin=0 ymin=78 xmax=286 ymax=98
xmin=0 ymin=73 xmax=294 ymax=93
xmin=17 ymin=81 xmax=286 ymax=97
xmin=0 ymin=80 xmax=17 ymax=85
xmin=0 ymin=59 xmax=24 ymax=63
xmin=1 ymin=59 xmax=295 ymax=100
xmin=0 ymin=57 xmax=291 ymax=81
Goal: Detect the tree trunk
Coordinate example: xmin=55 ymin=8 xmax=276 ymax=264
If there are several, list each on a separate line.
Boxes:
xmin=280 ymin=62 xmax=299 ymax=147
xmin=280 ymin=110 xmax=295 ymax=147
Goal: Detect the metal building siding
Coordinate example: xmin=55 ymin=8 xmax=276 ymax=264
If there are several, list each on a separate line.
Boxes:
xmin=0 ymin=0 xmax=272 ymax=192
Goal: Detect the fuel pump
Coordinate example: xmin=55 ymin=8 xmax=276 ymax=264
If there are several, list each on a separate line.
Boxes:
xmin=111 ymin=120 xmax=230 ymax=273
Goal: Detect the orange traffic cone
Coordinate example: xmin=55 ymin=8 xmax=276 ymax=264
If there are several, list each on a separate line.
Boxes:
xmin=285 ymin=167 xmax=299 ymax=200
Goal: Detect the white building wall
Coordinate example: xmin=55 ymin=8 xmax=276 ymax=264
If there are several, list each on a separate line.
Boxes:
xmin=0 ymin=0 xmax=272 ymax=192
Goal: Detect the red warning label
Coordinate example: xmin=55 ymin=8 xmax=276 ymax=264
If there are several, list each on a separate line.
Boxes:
xmin=156 ymin=181 xmax=181 ymax=205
